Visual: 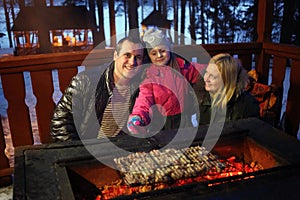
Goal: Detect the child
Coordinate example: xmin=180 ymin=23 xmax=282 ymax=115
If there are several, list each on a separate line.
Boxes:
xmin=127 ymin=29 xmax=200 ymax=134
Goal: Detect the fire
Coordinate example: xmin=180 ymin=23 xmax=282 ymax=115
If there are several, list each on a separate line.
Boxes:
xmin=95 ymin=155 xmax=263 ymax=200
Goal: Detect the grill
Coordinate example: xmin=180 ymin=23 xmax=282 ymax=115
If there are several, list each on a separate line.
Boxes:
xmin=13 ymin=118 xmax=300 ymax=200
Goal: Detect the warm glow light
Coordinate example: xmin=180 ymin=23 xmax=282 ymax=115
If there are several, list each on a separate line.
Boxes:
xmin=96 ymin=156 xmax=263 ymax=199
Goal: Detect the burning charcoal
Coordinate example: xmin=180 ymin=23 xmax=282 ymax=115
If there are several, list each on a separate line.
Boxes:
xmin=250 ymin=161 xmax=264 ymax=171
xmin=137 ymin=185 xmax=152 ymax=193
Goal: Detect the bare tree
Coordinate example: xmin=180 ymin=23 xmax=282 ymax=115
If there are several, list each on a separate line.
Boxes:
xmin=180 ymin=0 xmax=187 ymax=44
xmin=33 ymin=0 xmax=46 ymax=6
xmin=9 ymin=0 xmax=15 ymax=21
xmin=160 ymin=0 xmax=168 ymax=36
xmin=128 ymin=0 xmax=139 ymax=38
xmin=108 ymin=0 xmax=116 ymax=46
xmin=162 ymin=0 xmax=167 ymax=16
xmin=212 ymin=0 xmax=219 ymax=43
xmin=124 ymin=0 xmax=128 ymax=36
xmin=188 ymin=0 xmax=197 ymax=44
xmin=199 ymin=0 xmax=207 ymax=43
xmin=157 ymin=0 xmax=161 ymax=13
xmin=280 ymin=0 xmax=295 ymax=44
xmin=294 ymin=0 xmax=300 ymax=45
xmin=173 ymin=0 xmax=179 ymax=44
xmin=33 ymin=0 xmax=52 ymax=53
xmin=96 ymin=0 xmax=106 ymax=46
xmin=18 ymin=0 xmax=25 ymax=8
xmin=3 ymin=0 xmax=13 ymax=47
xmin=88 ymin=0 xmax=99 ymax=47
xmin=140 ymin=0 xmax=144 ymax=20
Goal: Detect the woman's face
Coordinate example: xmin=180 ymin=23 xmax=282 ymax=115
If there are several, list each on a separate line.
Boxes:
xmin=148 ymin=45 xmax=171 ymax=66
xmin=203 ymin=63 xmax=224 ymax=94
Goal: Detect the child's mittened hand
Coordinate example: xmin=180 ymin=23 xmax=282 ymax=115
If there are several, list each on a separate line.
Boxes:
xmin=127 ymin=116 xmax=146 ymax=134
xmin=130 ymin=115 xmax=143 ymax=126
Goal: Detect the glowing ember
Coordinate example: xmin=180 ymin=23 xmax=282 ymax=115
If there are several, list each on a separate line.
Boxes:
xmin=96 ymin=151 xmax=264 ymax=200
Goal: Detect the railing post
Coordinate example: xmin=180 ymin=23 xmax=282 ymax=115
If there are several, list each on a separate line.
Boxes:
xmin=285 ymin=60 xmax=300 ymax=137
xmin=271 ymin=56 xmax=287 ymax=127
xmin=0 ymin=116 xmax=12 ymax=186
xmin=256 ymin=0 xmax=274 ymax=84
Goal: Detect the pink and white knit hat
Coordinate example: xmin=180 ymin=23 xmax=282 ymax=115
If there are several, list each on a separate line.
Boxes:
xmin=142 ymin=28 xmax=172 ymax=49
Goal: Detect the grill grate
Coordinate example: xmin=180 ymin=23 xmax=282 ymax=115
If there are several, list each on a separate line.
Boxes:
xmin=114 ymin=146 xmax=226 ymax=185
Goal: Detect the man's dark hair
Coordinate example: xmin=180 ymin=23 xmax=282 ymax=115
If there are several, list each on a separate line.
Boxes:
xmin=115 ymin=35 xmax=150 ymax=63
xmin=115 ymin=36 xmax=145 ymax=55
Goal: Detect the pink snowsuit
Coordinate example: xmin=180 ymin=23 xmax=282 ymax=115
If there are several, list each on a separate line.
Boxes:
xmin=130 ymin=56 xmax=200 ymax=125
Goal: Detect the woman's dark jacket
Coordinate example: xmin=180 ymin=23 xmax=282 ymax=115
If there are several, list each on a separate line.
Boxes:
xmin=50 ymin=62 xmax=141 ymax=142
xmin=198 ymin=91 xmax=260 ymax=125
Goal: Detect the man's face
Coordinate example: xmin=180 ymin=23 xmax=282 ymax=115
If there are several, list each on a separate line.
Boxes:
xmin=114 ymin=40 xmax=144 ymax=83
xmin=203 ymin=63 xmax=224 ymax=94
xmin=148 ymin=45 xmax=171 ymax=66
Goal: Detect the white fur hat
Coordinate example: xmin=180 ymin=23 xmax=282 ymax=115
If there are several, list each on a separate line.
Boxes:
xmin=142 ymin=28 xmax=171 ymax=49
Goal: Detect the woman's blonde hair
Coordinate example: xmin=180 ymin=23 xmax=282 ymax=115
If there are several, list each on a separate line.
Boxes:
xmin=209 ymin=53 xmax=248 ymax=109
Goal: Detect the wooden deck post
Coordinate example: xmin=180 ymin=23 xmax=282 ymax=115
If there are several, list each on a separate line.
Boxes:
xmin=0 ymin=117 xmax=12 ymax=186
xmin=256 ymin=0 xmax=273 ymax=84
xmin=285 ymin=60 xmax=300 ymax=136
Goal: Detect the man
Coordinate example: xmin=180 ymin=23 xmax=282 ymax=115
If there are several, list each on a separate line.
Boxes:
xmin=50 ymin=36 xmax=147 ymax=142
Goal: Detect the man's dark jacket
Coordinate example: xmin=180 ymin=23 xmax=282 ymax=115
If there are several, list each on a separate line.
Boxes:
xmin=50 ymin=62 xmax=141 ymax=142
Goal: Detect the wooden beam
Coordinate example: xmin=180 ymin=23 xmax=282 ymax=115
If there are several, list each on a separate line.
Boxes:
xmin=285 ymin=60 xmax=300 ymax=136
xmin=256 ymin=0 xmax=274 ymax=84
xmin=257 ymin=0 xmax=274 ymax=42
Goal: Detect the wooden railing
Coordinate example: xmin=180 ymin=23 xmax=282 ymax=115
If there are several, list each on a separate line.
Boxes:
xmin=0 ymin=42 xmax=299 ymax=186
xmin=261 ymin=42 xmax=300 ymax=135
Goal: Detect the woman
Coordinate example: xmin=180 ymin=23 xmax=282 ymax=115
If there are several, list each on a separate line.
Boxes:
xmin=198 ymin=53 xmax=260 ymax=125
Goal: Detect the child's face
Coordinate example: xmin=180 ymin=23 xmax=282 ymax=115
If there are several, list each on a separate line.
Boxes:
xmin=148 ymin=45 xmax=171 ymax=66
xmin=203 ymin=63 xmax=223 ymax=94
